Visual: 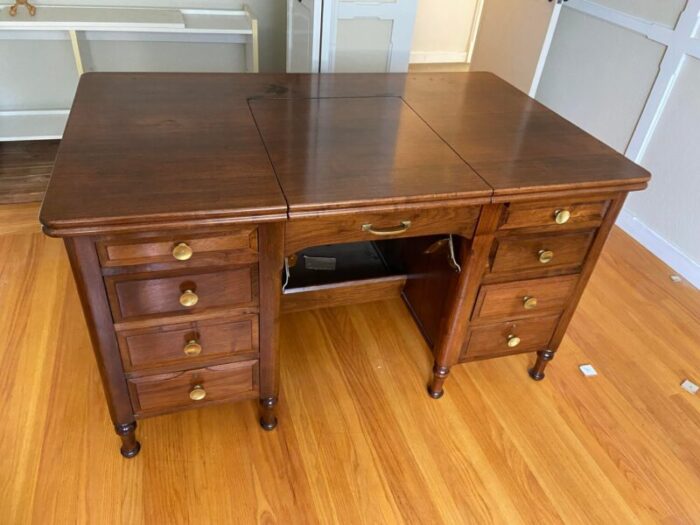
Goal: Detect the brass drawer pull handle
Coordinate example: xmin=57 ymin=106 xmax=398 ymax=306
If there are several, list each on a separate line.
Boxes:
xmin=361 ymin=220 xmax=411 ymax=236
xmin=179 ymin=289 xmax=199 ymax=307
xmin=172 ymin=242 xmax=193 ymax=261
xmin=523 ymin=296 xmax=538 ymax=310
xmin=183 ymin=339 xmax=202 ymax=357
xmin=507 ymin=334 xmax=521 ymax=348
xmin=554 ymin=209 xmax=571 ymax=224
xmin=189 ymin=385 xmax=206 ymax=401
xmin=538 ymin=250 xmax=554 ymax=264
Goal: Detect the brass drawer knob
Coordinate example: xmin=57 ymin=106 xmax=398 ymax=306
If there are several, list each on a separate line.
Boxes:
xmin=507 ymin=334 xmax=521 ymax=348
xmin=554 ymin=209 xmax=571 ymax=224
xmin=538 ymin=250 xmax=554 ymax=264
xmin=189 ymin=385 xmax=206 ymax=401
xmin=523 ymin=296 xmax=538 ymax=310
xmin=179 ymin=289 xmax=198 ymax=307
xmin=361 ymin=220 xmax=411 ymax=236
xmin=183 ymin=339 xmax=202 ymax=357
xmin=172 ymin=242 xmax=193 ymax=261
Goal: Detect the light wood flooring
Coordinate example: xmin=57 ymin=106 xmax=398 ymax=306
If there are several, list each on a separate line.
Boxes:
xmin=1 ymin=202 xmax=698 ymax=524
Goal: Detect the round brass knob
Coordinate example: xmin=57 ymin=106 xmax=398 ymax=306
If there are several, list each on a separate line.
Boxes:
xmin=172 ymin=242 xmax=193 ymax=261
xmin=179 ymin=289 xmax=198 ymax=307
xmin=189 ymin=385 xmax=206 ymax=401
xmin=183 ymin=339 xmax=202 ymax=357
xmin=523 ymin=296 xmax=538 ymax=310
xmin=507 ymin=334 xmax=521 ymax=348
xmin=554 ymin=209 xmax=571 ymax=225
xmin=538 ymin=250 xmax=554 ymax=264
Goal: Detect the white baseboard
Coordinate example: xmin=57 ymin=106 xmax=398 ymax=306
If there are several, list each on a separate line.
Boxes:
xmin=616 ymin=208 xmax=699 ymax=289
xmin=409 ymin=51 xmax=468 ymax=64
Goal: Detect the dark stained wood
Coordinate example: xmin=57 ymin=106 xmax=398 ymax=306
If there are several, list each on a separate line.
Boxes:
xmin=0 ymin=140 xmax=58 ymax=204
xmin=63 ymin=236 xmax=138 ymax=456
xmin=97 ymin=228 xmax=258 ymax=267
xmin=285 ymin=201 xmax=482 ymax=255
xmin=257 ymin=222 xmax=284 ymax=431
xmin=427 ymin=204 xmax=503 ymax=398
xmin=282 ymin=275 xmax=406 ymax=313
xmin=499 ymin=198 xmax=609 ymax=232
xmin=117 ymin=315 xmax=259 ymax=371
xmin=39 ymin=72 xmax=652 ymax=456
xmin=472 ymin=274 xmax=579 ymax=322
xmin=249 ymin=96 xmax=491 ymax=213
xmin=40 ymin=74 xmax=287 ymax=236
xmin=489 ymin=231 xmax=595 ymax=277
xmin=107 ymin=266 xmax=257 ymax=322
xmin=128 ymin=360 xmax=259 ymax=417
xmin=461 ymin=314 xmax=561 ymax=361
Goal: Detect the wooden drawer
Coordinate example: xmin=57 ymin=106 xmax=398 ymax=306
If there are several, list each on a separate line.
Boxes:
xmin=107 ymin=266 xmax=257 ymax=322
xmin=500 ymin=199 xmax=609 ymax=231
xmin=285 ymin=204 xmax=481 ymax=254
xmin=118 ymin=315 xmax=259 ymax=371
xmin=490 ymin=231 xmax=594 ymax=277
xmin=472 ymin=275 xmax=579 ymax=322
xmin=128 ymin=360 xmax=259 ymax=416
xmin=97 ymin=228 xmax=258 ymax=268
xmin=461 ymin=314 xmax=560 ymax=361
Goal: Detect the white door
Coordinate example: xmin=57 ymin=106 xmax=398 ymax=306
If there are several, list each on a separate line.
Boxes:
xmin=287 ymin=0 xmax=418 ymax=73
xmin=287 ymin=0 xmax=322 ymax=73
xmin=469 ymin=0 xmax=564 ymax=96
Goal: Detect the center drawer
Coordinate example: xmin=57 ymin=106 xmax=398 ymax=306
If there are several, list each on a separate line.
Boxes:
xmin=117 ymin=315 xmax=259 ymax=371
xmin=128 ymin=360 xmax=259 ymax=417
xmin=106 ymin=266 xmax=257 ymax=322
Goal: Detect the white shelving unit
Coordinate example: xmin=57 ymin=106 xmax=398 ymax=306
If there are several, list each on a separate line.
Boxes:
xmin=0 ymin=4 xmax=259 ymax=141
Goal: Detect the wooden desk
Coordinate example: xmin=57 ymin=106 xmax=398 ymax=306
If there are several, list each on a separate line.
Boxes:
xmin=40 ymin=73 xmax=650 ymax=458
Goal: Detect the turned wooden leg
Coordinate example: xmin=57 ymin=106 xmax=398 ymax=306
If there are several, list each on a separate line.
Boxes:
xmin=115 ymin=422 xmax=141 ymax=458
xmin=259 ymin=396 xmax=278 ymax=431
xmin=529 ymin=349 xmax=555 ymax=381
xmin=428 ymin=364 xmax=450 ymax=399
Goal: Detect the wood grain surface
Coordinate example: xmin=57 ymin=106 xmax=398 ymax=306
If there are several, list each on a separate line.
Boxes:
xmin=3 ymin=218 xmax=697 ymax=523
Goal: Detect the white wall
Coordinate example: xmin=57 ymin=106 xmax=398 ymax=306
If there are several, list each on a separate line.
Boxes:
xmin=535 ymin=3 xmax=700 ymax=288
xmin=410 ymin=0 xmax=478 ymax=63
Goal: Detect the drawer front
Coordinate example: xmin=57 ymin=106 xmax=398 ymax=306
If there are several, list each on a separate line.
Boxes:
xmin=461 ymin=315 xmax=560 ymax=361
xmin=98 ymin=229 xmax=258 ymax=268
xmin=490 ymin=231 xmax=594 ymax=276
xmin=285 ymin=204 xmax=481 ymax=254
xmin=472 ymin=275 xmax=579 ymax=322
xmin=128 ymin=360 xmax=259 ymax=416
xmin=118 ymin=316 xmax=259 ymax=371
xmin=108 ymin=266 xmax=256 ymax=321
xmin=500 ymin=199 xmax=609 ymax=231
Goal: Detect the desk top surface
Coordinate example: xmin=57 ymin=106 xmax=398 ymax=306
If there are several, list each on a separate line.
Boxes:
xmin=40 ymin=73 xmax=650 ymax=235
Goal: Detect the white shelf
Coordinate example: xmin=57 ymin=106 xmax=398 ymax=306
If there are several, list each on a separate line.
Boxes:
xmin=0 ymin=4 xmax=259 ymax=141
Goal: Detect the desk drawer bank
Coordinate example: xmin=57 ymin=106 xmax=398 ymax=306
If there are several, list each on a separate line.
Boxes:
xmin=40 ymin=72 xmax=649 ymax=457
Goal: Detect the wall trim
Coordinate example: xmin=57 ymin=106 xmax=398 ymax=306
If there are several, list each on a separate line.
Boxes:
xmin=409 ymin=51 xmax=468 ymax=64
xmin=616 ymin=208 xmax=700 ymax=289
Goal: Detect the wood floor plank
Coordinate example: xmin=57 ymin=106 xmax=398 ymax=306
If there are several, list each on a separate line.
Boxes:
xmin=1 ymin=226 xmax=698 ymax=524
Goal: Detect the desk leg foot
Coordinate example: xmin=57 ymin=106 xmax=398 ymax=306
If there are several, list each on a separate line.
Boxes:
xmin=428 ymin=364 xmax=450 ymax=399
xmin=259 ymin=396 xmax=278 ymax=431
xmin=115 ymin=422 xmax=141 ymax=458
xmin=529 ymin=349 xmax=555 ymax=381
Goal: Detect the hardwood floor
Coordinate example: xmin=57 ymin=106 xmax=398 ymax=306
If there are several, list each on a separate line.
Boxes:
xmin=0 ymin=141 xmax=58 ymax=204
xmin=1 ymin=204 xmax=698 ymax=524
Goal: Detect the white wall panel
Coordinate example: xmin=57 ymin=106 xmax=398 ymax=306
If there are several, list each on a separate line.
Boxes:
xmin=334 ymin=18 xmax=393 ymax=72
xmin=0 ymin=38 xmax=78 ymax=110
xmin=536 ymin=7 xmax=665 ymax=152
xmin=627 ymin=56 xmax=700 ymax=265
xmin=585 ymin=0 xmax=687 ymax=28
xmin=81 ymin=40 xmax=246 ymax=73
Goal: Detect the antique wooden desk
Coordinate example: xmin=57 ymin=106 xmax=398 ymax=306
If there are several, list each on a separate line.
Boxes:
xmin=40 ymin=73 xmax=650 ymax=458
